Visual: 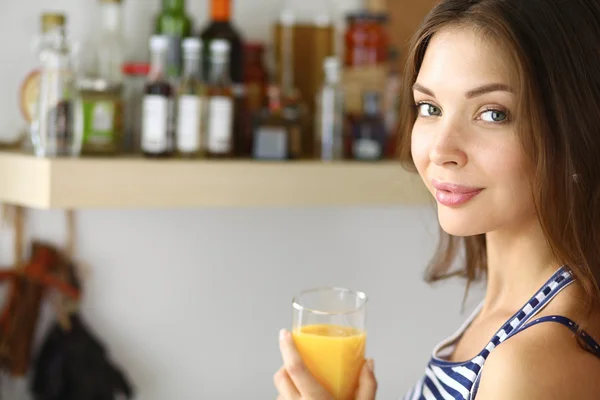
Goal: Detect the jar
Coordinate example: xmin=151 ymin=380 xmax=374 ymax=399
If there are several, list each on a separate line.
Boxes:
xmin=78 ymin=78 xmax=124 ymax=155
xmin=122 ymin=62 xmax=150 ymax=154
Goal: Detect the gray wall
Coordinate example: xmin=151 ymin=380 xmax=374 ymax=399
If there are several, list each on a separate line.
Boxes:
xmin=0 ymin=0 xmax=485 ymax=399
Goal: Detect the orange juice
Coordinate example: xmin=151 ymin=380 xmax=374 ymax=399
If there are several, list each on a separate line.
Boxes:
xmin=292 ymin=324 xmax=366 ymax=400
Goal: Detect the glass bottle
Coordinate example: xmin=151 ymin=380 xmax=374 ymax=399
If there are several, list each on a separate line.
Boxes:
xmin=206 ymin=39 xmax=234 ymax=158
xmin=79 ymin=0 xmax=126 ymax=155
xmin=243 ymin=42 xmax=268 ymax=156
xmin=141 ymin=35 xmax=174 ymax=158
xmin=199 ymin=0 xmax=243 ymax=85
xmin=350 ymin=91 xmax=386 ymax=161
xmin=315 ymin=56 xmax=344 ymax=161
xmin=176 ymin=37 xmax=207 ymax=158
xmin=32 ymin=14 xmax=81 ymax=157
xmin=155 ymin=0 xmax=193 ymax=80
xmin=278 ymin=10 xmax=307 ymax=159
xmin=199 ymin=0 xmax=245 ymax=156
xmin=252 ymin=85 xmax=301 ymax=160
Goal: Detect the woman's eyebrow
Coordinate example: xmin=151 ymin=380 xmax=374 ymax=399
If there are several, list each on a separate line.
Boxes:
xmin=412 ymin=82 xmax=514 ymax=98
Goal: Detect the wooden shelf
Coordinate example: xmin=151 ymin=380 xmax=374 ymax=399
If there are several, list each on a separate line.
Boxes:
xmin=0 ymin=151 xmax=431 ymax=209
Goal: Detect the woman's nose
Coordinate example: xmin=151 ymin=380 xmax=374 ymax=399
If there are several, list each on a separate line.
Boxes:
xmin=429 ymin=125 xmax=468 ymax=168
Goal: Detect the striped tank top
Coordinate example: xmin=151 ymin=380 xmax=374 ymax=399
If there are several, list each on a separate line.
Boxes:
xmin=404 ymin=266 xmax=600 ymax=400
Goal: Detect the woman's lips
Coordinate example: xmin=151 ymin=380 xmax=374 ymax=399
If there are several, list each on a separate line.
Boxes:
xmin=432 ymin=180 xmax=483 ymax=207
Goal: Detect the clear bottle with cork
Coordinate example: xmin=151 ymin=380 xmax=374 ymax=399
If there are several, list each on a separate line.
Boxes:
xmin=32 ymin=13 xmax=81 ymax=157
xmin=176 ymin=37 xmax=207 ymax=158
xmin=141 ymin=35 xmax=175 ymax=158
xmin=206 ymin=39 xmax=234 ymax=158
xmin=315 ymin=56 xmax=344 ymax=161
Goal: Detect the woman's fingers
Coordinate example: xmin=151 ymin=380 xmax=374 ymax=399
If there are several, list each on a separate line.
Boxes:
xmin=355 ymin=359 xmax=378 ymax=400
xmin=273 ymin=366 xmax=300 ymax=400
xmin=279 ymin=329 xmax=331 ymax=398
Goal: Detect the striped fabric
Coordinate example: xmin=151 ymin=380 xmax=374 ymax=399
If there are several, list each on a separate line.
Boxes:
xmin=403 ymin=266 xmax=600 ymax=400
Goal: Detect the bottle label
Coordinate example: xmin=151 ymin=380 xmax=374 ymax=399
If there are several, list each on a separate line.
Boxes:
xmin=207 ymin=96 xmax=233 ymax=154
xmin=46 ymin=100 xmax=74 ymax=152
xmin=82 ymin=99 xmax=122 ymax=148
xmin=253 ymin=127 xmax=287 ymax=159
xmin=165 ymin=35 xmax=183 ymax=79
xmin=177 ymin=95 xmax=204 ymax=153
xmin=353 ymin=137 xmax=382 ymax=160
xmin=142 ymin=95 xmax=170 ymax=153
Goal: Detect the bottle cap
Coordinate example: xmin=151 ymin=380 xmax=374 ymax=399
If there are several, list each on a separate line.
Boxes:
xmin=324 ymin=56 xmax=339 ymax=72
xmin=280 ymin=9 xmax=295 ymax=27
xmin=149 ymin=35 xmax=169 ymax=51
xmin=122 ymin=62 xmax=151 ymax=76
xmin=211 ymin=0 xmax=231 ymax=21
xmin=41 ymin=12 xmax=66 ymax=33
xmin=182 ymin=37 xmax=202 ymax=52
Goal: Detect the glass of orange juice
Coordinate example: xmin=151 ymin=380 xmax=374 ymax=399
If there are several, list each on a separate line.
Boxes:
xmin=292 ymin=287 xmax=368 ymax=400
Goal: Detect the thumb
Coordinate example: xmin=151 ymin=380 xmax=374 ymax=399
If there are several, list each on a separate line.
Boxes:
xmin=355 ymin=358 xmax=377 ymax=400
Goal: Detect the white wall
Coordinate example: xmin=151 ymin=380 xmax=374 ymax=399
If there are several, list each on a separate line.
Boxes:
xmin=0 ymin=0 xmax=485 ymax=399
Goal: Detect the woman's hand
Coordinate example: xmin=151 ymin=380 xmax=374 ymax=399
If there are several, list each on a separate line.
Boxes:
xmin=274 ymin=329 xmax=378 ymax=400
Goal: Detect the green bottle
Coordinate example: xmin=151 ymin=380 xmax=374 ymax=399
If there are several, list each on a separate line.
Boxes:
xmin=154 ymin=0 xmax=193 ymax=79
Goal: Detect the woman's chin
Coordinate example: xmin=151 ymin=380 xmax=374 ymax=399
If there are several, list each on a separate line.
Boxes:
xmin=438 ymin=210 xmax=487 ymax=237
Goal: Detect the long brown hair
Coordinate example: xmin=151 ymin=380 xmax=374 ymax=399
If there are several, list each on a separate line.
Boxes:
xmin=398 ymin=0 xmax=600 ymax=317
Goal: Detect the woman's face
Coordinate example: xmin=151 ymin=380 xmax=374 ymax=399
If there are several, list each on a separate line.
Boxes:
xmin=411 ymin=26 xmax=536 ymax=237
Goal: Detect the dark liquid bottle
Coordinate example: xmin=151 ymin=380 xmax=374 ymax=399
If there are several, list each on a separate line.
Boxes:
xmin=142 ymin=35 xmax=175 ymax=158
xmin=155 ymin=0 xmax=193 ymax=80
xmin=199 ymin=0 xmax=246 ymax=156
xmin=350 ymin=91 xmax=386 ymax=161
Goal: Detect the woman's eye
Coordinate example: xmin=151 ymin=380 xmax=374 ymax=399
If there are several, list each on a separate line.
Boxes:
xmin=417 ymin=103 xmax=442 ymax=117
xmin=480 ymin=109 xmax=508 ymax=123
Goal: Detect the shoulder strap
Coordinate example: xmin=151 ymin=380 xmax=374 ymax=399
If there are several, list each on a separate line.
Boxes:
xmin=517 ymin=315 xmax=600 ymax=357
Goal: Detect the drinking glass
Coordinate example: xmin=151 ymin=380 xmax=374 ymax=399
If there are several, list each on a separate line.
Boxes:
xmin=292 ymin=287 xmax=368 ymax=400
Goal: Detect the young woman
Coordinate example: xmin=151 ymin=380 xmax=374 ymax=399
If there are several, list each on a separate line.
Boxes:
xmin=274 ymin=0 xmax=600 ymax=398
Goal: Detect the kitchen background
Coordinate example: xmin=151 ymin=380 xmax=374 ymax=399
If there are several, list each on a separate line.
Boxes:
xmin=0 ymin=0 xmax=486 ymax=398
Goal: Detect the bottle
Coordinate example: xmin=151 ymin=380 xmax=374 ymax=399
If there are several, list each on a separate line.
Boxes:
xmin=32 ymin=13 xmax=81 ymax=157
xmin=199 ymin=0 xmax=243 ymax=85
xmin=199 ymin=0 xmax=245 ymax=155
xmin=315 ymin=57 xmax=344 ymax=161
xmin=206 ymin=39 xmax=234 ymax=158
xmin=155 ymin=0 xmax=193 ymax=80
xmin=176 ymin=38 xmax=207 ymax=158
xmin=252 ymin=85 xmax=301 ymax=160
xmin=79 ymin=0 xmax=126 ymax=155
xmin=243 ymin=42 xmax=268 ymax=156
xmin=350 ymin=91 xmax=386 ymax=161
xmin=277 ymin=10 xmax=308 ymax=159
xmin=22 ymin=13 xmax=67 ymax=154
xmin=141 ymin=35 xmax=174 ymax=158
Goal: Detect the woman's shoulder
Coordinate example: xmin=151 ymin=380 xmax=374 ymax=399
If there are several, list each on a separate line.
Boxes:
xmin=476 ymin=319 xmax=600 ymax=399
